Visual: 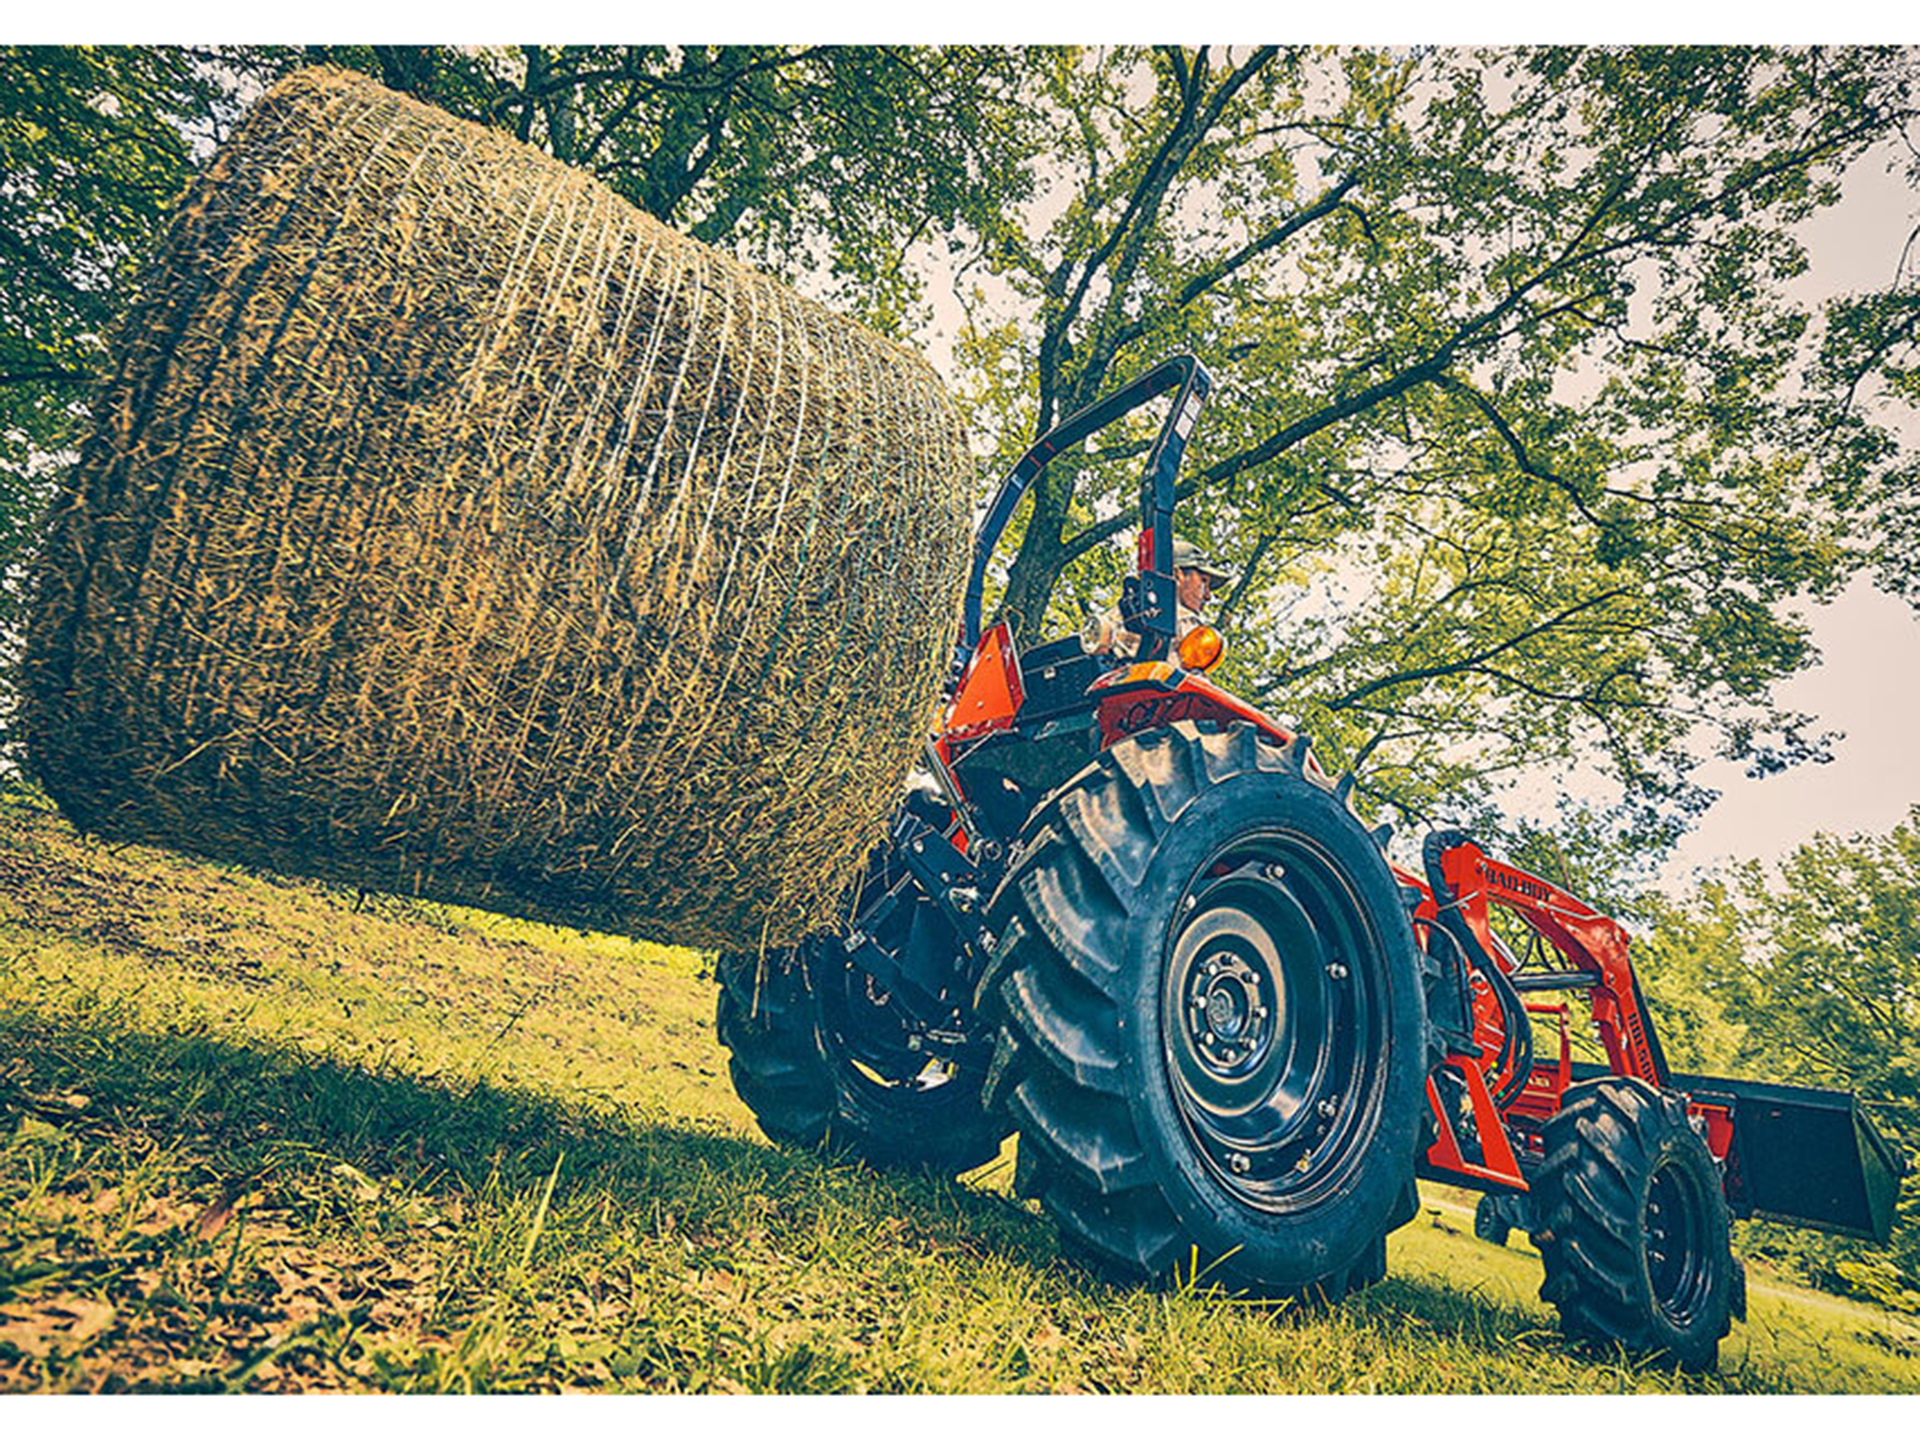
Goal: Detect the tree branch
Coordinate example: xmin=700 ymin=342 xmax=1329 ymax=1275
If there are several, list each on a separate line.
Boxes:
xmin=0 ymin=365 xmax=91 ymax=387
xmin=1324 ymin=588 xmax=1636 ymax=711
xmin=1106 ymin=171 xmax=1359 ymax=354
xmin=1437 ymin=374 xmax=1610 ymax=530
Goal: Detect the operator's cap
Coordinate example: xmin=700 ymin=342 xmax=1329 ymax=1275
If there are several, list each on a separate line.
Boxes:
xmin=1171 ymin=537 xmax=1233 ymax=585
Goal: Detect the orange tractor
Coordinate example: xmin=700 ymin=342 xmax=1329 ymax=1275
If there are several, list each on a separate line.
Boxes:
xmin=716 ymin=355 xmax=1904 ymax=1371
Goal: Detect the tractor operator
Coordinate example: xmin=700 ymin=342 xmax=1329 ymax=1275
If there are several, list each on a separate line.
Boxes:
xmin=1080 ymin=537 xmax=1233 ymax=660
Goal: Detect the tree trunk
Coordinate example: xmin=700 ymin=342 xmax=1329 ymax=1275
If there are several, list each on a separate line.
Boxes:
xmin=544 ymin=49 xmax=584 ymax=163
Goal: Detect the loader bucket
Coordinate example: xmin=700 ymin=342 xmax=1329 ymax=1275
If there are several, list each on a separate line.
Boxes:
xmin=1671 ymin=1069 xmax=1907 ymax=1243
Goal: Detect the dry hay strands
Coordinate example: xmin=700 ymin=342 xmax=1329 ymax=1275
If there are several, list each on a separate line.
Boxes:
xmin=23 ymin=66 xmax=974 ymax=950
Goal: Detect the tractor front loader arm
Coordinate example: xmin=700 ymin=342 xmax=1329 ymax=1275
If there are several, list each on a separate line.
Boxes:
xmin=1406 ymin=832 xmax=1906 ymax=1243
xmin=1409 ymin=833 xmax=1676 ymax=1194
xmin=1428 ymin=834 xmax=1669 ymax=1089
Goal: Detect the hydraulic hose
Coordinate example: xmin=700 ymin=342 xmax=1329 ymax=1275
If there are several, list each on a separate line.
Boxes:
xmin=1423 ymin=829 xmax=1534 ymax=1110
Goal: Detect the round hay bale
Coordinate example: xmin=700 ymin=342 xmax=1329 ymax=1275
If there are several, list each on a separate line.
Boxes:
xmin=23 ymin=66 xmax=973 ymax=950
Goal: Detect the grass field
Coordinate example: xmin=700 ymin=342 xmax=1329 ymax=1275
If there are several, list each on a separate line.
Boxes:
xmin=3 ymin=788 xmax=1917 ymax=1394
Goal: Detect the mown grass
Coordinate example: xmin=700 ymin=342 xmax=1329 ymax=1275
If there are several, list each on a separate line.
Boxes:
xmin=3 ymin=788 xmax=1917 ymax=1393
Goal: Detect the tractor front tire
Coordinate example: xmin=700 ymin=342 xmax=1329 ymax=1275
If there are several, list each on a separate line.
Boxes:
xmin=1474 ymin=1194 xmax=1513 ymax=1247
xmin=1533 ymin=1076 xmax=1736 ymax=1372
xmin=979 ymin=721 xmax=1429 ymax=1298
xmin=715 ymin=940 xmax=1006 ymax=1176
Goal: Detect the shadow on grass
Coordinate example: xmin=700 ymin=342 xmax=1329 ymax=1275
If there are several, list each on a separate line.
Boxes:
xmin=0 ymin=1003 xmax=1042 ymax=1260
xmin=0 ymin=1002 xmax=1653 ymax=1389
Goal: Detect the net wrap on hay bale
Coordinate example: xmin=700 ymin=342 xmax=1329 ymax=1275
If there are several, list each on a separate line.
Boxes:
xmin=24 ymin=66 xmax=974 ymax=949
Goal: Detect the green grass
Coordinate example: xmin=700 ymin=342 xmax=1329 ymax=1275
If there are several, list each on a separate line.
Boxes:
xmin=2 ymin=789 xmax=1917 ymax=1393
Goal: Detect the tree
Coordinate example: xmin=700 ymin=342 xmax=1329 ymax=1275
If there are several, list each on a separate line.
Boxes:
xmin=1630 ymin=884 xmax=1754 ymax=1076
xmin=1726 ymin=811 xmax=1920 ymax=1134
xmin=956 ymin=46 xmax=1920 ymax=843
xmin=0 ymin=46 xmax=249 ymax=745
xmin=1649 ymin=811 xmax=1920 ymax=1306
xmin=238 ymin=45 xmax=1044 ymax=332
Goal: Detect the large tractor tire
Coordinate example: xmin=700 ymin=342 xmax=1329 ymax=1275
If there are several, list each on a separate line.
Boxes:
xmin=978 ymin=721 xmax=1429 ymax=1297
xmin=715 ymin=938 xmax=1008 ymax=1176
xmin=1533 ymin=1076 xmax=1737 ymax=1372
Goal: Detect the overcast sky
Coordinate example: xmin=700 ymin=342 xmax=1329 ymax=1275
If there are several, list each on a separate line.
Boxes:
xmin=1659 ymin=136 xmax=1920 ymax=883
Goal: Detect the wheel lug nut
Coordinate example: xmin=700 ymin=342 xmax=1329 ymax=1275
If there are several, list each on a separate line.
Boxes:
xmin=1229 ymin=1152 xmax=1251 ymax=1175
xmin=1317 ymin=1098 xmax=1338 ymax=1119
xmin=1327 ymin=962 xmax=1349 ymax=981
xmin=1264 ymin=863 xmax=1286 ymax=881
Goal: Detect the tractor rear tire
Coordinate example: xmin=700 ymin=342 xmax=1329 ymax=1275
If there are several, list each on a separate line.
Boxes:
xmin=1533 ymin=1076 xmax=1736 ymax=1372
xmin=715 ymin=940 xmax=1007 ymax=1176
xmin=978 ymin=721 xmax=1429 ymax=1298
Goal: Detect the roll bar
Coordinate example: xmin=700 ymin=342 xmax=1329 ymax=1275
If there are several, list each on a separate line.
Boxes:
xmin=954 ymin=354 xmax=1213 ymax=683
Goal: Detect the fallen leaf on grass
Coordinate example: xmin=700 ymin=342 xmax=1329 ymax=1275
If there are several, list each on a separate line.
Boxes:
xmin=331 ymin=1163 xmax=382 ymax=1204
xmin=195 ymin=1194 xmax=238 ymax=1240
xmin=0 ymin=1295 xmax=117 ymax=1359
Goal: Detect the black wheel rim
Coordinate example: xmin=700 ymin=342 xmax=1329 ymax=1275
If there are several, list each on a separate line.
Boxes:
xmin=1646 ymin=1154 xmax=1713 ymax=1328
xmin=1159 ymin=829 xmax=1388 ymax=1213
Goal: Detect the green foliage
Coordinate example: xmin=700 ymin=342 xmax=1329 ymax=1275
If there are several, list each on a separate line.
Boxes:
xmin=1632 ymin=885 xmax=1755 ymax=1076
xmin=264 ymin=46 xmax=1046 ymax=333
xmin=1636 ymin=809 xmax=1920 ymax=1307
xmin=1798 ymin=282 xmax=1920 ymax=603
xmin=960 ymin=46 xmax=1919 ymax=842
xmin=1732 ymin=813 xmax=1920 ymax=1126
xmin=0 ymin=47 xmax=240 ymax=747
xmin=0 ymin=48 xmax=218 ymax=457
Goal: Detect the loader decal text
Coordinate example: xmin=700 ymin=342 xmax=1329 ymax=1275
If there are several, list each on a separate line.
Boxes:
xmin=1476 ymin=861 xmax=1551 ymax=904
